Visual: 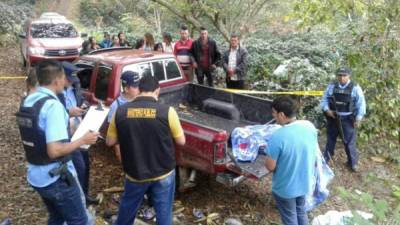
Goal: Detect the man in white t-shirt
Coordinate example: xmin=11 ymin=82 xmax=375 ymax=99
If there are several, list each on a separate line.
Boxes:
xmin=222 ymin=34 xmax=249 ymax=89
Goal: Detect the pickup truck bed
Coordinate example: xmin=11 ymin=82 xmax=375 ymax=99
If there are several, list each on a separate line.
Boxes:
xmin=176 ymin=106 xmax=250 ymax=134
xmin=160 ymin=83 xmax=273 ymax=181
xmin=161 ymin=83 xmax=273 ymax=132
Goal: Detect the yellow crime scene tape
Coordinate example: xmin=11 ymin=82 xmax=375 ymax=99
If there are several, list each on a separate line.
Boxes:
xmin=224 ymin=88 xmax=324 ymax=96
xmin=0 ymin=76 xmax=323 ymax=96
xmin=0 ymin=76 xmax=26 ymax=80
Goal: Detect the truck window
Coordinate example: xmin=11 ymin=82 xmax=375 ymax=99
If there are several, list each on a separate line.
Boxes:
xmin=30 ymin=23 xmax=78 ymax=38
xmin=139 ymin=63 xmax=152 ymax=77
xmin=123 ymin=63 xmax=152 ymax=78
xmin=75 ymin=61 xmax=95 ymax=90
xmin=165 ymin=59 xmax=181 ymax=80
xmin=152 ymin=61 xmax=166 ymax=82
xmin=95 ymin=64 xmax=112 ymax=101
xmin=77 ymin=69 xmax=92 ymax=90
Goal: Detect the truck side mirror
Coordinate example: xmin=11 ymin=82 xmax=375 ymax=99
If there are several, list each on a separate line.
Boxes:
xmin=81 ymin=33 xmax=88 ymax=38
xmin=19 ymin=33 xmax=26 ymax=39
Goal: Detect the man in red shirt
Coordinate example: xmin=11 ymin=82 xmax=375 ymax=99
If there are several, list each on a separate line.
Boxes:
xmin=173 ymin=25 xmax=194 ymax=82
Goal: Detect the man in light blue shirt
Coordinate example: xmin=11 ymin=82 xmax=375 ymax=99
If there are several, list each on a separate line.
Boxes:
xmin=61 ymin=61 xmax=85 ymax=131
xmin=17 ymin=60 xmax=99 ymax=225
xmin=320 ymin=67 xmax=366 ymax=172
xmin=107 ymin=70 xmax=140 ymax=161
xmin=265 ymin=96 xmax=317 ymax=225
xmin=61 ymin=61 xmax=99 ymax=205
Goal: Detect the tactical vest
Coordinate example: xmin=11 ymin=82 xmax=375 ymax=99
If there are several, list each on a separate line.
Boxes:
xmin=72 ymin=83 xmax=83 ymax=107
xmin=16 ymin=96 xmax=69 ymax=165
xmin=328 ymin=81 xmax=355 ymax=113
xmin=115 ymin=96 xmax=175 ymax=180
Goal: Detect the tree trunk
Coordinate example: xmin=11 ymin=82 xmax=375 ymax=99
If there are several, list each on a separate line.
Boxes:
xmin=153 ymin=8 xmax=162 ymax=36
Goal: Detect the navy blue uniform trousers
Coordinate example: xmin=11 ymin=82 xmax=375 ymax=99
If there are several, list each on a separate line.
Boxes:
xmin=324 ymin=116 xmax=358 ymax=167
xmin=72 ymin=150 xmax=90 ymax=195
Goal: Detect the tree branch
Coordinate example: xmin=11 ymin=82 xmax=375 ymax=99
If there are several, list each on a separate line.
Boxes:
xmin=150 ymin=0 xmax=202 ymax=29
xmin=196 ymin=0 xmax=230 ymax=41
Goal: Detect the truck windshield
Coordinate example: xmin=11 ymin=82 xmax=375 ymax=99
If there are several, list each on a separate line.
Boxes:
xmin=31 ymin=23 xmax=78 ymax=38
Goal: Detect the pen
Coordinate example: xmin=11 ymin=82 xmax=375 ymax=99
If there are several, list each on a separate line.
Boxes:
xmin=89 ymin=130 xmax=105 ymax=140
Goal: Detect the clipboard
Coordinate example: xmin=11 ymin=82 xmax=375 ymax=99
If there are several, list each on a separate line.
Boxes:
xmin=71 ymin=105 xmax=110 ymax=149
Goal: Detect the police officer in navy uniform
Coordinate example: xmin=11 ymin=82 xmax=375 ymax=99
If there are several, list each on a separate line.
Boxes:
xmin=106 ymin=75 xmax=185 ymax=225
xmin=320 ymin=67 xmax=366 ymax=172
xmin=16 ymin=60 xmax=99 ymax=225
xmin=60 ymin=61 xmax=98 ymax=205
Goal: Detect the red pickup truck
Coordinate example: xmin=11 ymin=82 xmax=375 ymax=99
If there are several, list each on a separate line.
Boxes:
xmin=74 ymin=48 xmax=273 ymax=187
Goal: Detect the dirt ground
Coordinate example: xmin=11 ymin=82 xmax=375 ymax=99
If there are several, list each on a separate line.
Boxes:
xmin=0 ymin=47 xmax=398 ymax=225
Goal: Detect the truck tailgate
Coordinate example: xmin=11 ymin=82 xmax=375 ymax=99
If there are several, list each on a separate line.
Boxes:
xmin=227 ymin=151 xmax=270 ymax=179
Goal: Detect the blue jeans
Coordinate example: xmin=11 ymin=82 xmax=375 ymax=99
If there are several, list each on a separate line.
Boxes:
xmin=72 ymin=150 xmax=90 ymax=195
xmin=324 ymin=116 xmax=358 ymax=167
xmin=115 ymin=170 xmax=176 ymax=225
xmin=273 ymin=193 xmax=308 ymax=225
xmin=33 ymin=175 xmax=92 ymax=225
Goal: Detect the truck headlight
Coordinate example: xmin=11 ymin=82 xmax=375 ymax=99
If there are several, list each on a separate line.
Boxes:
xmin=29 ymin=47 xmax=45 ymax=55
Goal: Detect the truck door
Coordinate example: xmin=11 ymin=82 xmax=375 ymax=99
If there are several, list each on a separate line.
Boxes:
xmin=74 ymin=60 xmax=95 ymax=101
xmin=91 ymin=63 xmax=113 ymax=105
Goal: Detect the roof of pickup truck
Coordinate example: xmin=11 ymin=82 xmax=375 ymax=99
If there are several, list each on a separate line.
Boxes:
xmin=80 ymin=48 xmax=176 ymax=65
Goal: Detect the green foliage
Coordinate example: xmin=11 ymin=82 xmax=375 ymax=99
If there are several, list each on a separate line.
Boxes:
xmin=244 ymin=30 xmax=340 ymax=127
xmin=79 ymin=0 xmax=123 ymax=28
xmin=79 ymin=0 xmax=181 ymax=37
xmin=151 ymin=0 xmax=283 ymax=41
xmin=393 ymin=185 xmax=400 ymax=201
xmin=337 ymin=186 xmax=400 ymax=224
xmin=291 ymin=0 xmax=400 ymax=160
xmin=292 ymin=0 xmax=368 ymax=30
xmin=0 ymin=1 xmax=33 ymax=47
xmin=120 ymin=13 xmax=153 ymax=34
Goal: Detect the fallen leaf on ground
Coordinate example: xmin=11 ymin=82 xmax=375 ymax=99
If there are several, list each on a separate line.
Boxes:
xmin=371 ymin=156 xmax=386 ymax=163
xmin=103 ymin=186 xmax=124 ymax=193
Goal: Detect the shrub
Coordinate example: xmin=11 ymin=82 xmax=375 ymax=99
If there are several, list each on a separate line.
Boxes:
xmin=0 ymin=1 xmax=33 ymax=47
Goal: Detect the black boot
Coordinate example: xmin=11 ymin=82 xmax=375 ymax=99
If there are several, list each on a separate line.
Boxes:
xmin=86 ymin=195 xmax=99 ymax=205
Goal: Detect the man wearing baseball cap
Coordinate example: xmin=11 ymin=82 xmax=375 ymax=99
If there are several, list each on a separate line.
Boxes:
xmin=61 ymin=61 xmax=85 ymax=118
xmin=107 ymin=70 xmax=140 ymax=161
xmin=60 ymin=61 xmax=99 ymax=205
xmin=320 ymin=67 xmax=366 ymax=172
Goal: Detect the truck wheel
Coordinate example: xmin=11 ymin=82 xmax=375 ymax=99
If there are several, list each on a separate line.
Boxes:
xmin=202 ymin=98 xmax=240 ymax=121
xmin=176 ymin=167 xmax=197 ymax=192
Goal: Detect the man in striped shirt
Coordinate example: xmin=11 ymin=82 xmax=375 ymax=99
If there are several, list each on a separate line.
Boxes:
xmin=173 ymin=25 xmax=194 ymax=82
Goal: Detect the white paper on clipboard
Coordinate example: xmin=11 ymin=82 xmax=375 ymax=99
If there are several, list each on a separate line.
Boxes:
xmin=71 ymin=105 xmax=110 ymax=149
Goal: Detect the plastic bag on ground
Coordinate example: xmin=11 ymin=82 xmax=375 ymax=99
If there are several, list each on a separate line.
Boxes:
xmin=311 ymin=210 xmax=373 ymax=225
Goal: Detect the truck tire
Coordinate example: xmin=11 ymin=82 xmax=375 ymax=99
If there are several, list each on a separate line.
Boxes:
xmin=202 ymin=98 xmax=240 ymax=121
